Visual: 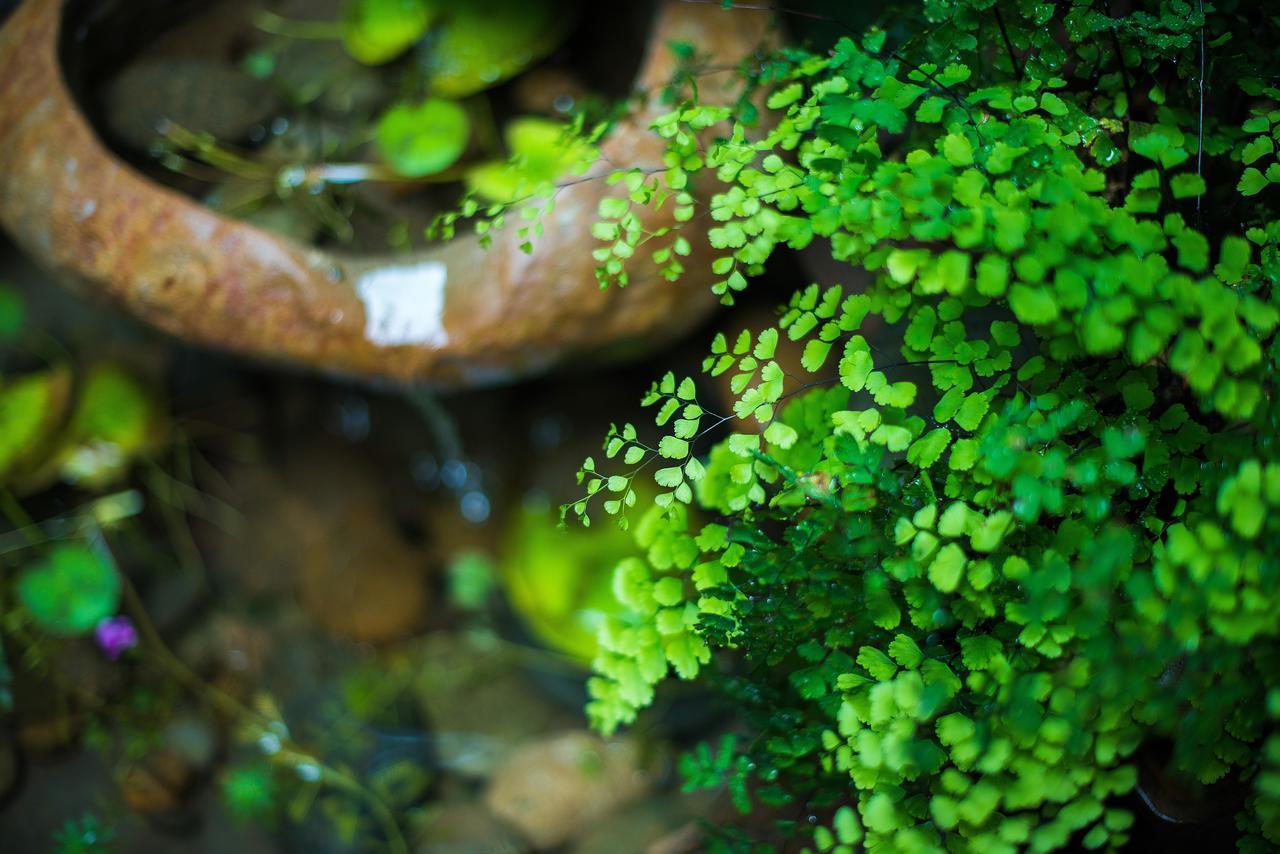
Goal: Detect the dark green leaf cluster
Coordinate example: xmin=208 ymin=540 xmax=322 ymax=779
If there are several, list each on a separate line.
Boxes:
xmin=563 ymin=0 xmax=1280 ymax=850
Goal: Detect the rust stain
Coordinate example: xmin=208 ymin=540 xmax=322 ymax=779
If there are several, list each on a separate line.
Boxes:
xmin=0 ymin=0 xmax=768 ymax=386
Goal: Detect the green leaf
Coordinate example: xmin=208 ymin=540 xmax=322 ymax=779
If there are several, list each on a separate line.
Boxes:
xmin=0 ymin=284 xmax=24 ymax=340
xmin=1039 ymin=91 xmax=1069 ymax=116
xmin=659 ymin=436 xmax=690 ymax=459
xmin=17 ymin=544 xmax=120 ymax=636
xmin=907 ymin=428 xmax=951 ymax=468
xmin=960 ymin=635 xmax=1002 ymax=670
xmin=904 ymin=307 xmax=937 ymax=351
xmin=1083 ymin=308 xmax=1125 ymax=353
xmin=950 ymin=438 xmax=979 ymax=471
xmin=943 ymin=133 xmax=974 ymax=166
xmin=1170 ymin=173 xmax=1206 ymax=199
xmin=976 ymin=256 xmax=1009 ymax=296
xmin=376 ymin=98 xmax=470 ymax=177
xmin=653 ymin=577 xmax=684 ymax=607
xmin=767 ymin=82 xmax=805 ymax=109
xmin=863 ymin=792 xmax=900 ymax=834
xmin=887 ymin=634 xmax=924 ymax=669
xmin=1009 ymin=285 xmax=1059 ymax=324
xmin=0 ymin=369 xmax=68 ymax=479
xmin=754 ymin=328 xmax=779 ymax=360
xmin=934 ymin=387 xmax=965 ymax=424
xmin=655 ymin=466 xmax=684 ymax=487
xmin=834 ymin=805 xmax=863 ymax=845
xmin=840 ymin=349 xmax=873 ymax=392
xmin=986 ymin=143 xmax=1027 ymax=174
xmin=932 ymin=795 xmax=961 ymax=829
xmin=937 ymin=712 xmax=976 ymax=745
xmin=1173 ymin=230 xmax=1209 ymax=272
xmin=970 ymin=511 xmax=1013 ymax=552
xmin=1238 ymin=167 xmax=1270 ymax=196
xmin=937 ymin=502 xmax=970 ymax=538
xmin=928 ymin=543 xmax=966 ymax=592
xmin=65 ymin=364 xmax=155 ymax=464
xmin=468 ymin=118 xmax=596 ymax=203
xmin=954 ymin=394 xmax=990 ymax=432
xmin=802 ymin=339 xmax=833 ymax=372
xmin=1215 ymin=236 xmax=1251 ymax=283
xmin=857 ymin=646 xmax=898 ymax=681
xmin=1242 ymin=135 xmax=1273 ymax=165
xmin=764 ymin=421 xmax=799 ymax=450
xmin=417 ymin=0 xmax=567 ymax=98
xmin=916 ymin=96 xmax=947 ymax=123
xmin=886 ymin=249 xmax=925 ymax=284
xmin=343 ymin=0 xmax=433 ymax=65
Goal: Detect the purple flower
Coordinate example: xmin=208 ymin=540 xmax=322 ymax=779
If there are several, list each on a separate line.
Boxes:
xmin=94 ymin=615 xmax=138 ymax=660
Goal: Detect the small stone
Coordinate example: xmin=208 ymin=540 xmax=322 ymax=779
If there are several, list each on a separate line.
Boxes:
xmin=645 ymin=822 xmax=704 ymax=854
xmin=484 ymin=730 xmax=656 ymax=850
xmin=102 ymin=59 xmax=281 ymax=150
xmin=571 ymin=797 xmax=700 ymax=854
xmin=410 ymin=635 xmax=569 ymax=778
xmin=162 ymin=713 xmax=219 ymax=774
xmin=297 ymin=503 xmax=429 ymax=644
xmin=119 ymin=747 xmax=193 ymax=815
xmin=204 ymin=445 xmax=432 ymax=645
xmin=414 ymin=796 xmax=523 ymax=854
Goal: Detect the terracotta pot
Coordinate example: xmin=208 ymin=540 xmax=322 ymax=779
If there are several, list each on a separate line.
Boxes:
xmin=0 ymin=0 xmax=768 ymax=386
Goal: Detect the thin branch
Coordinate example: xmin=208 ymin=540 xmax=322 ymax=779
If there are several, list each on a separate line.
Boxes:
xmin=1105 ymin=6 xmax=1134 ymax=185
xmin=677 ymin=0 xmax=859 ymax=32
xmin=891 ymin=51 xmax=988 ymax=143
xmin=252 ymin=10 xmax=343 ymax=40
xmin=993 ymin=5 xmax=1024 ymax=81
xmin=1195 ymin=0 xmax=1207 ymax=221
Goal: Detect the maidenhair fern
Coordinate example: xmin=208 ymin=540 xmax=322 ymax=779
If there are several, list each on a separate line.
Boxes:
xmin=550 ymin=0 xmax=1280 ymax=850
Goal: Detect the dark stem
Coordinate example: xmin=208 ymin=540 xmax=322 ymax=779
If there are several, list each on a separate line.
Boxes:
xmin=678 ymin=0 xmax=859 ymax=32
xmin=1106 ymin=11 xmax=1134 ymax=186
xmin=1195 ymin=0 xmax=1207 ymax=222
xmin=993 ymin=5 xmax=1024 ymax=81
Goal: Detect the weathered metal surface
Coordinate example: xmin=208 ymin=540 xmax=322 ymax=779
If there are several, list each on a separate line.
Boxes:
xmin=0 ymin=0 xmax=767 ymax=385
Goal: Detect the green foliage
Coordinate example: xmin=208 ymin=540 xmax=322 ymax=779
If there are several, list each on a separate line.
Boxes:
xmin=347 ymin=0 xmax=574 ymax=183
xmin=342 ymin=0 xmax=434 ymax=65
xmin=16 ymin=543 xmax=120 ymax=636
xmin=341 ymin=0 xmax=565 ymax=90
xmin=221 ymin=763 xmax=280 ymax=824
xmin=59 ymin=363 xmax=159 ymax=488
xmin=0 ymin=291 xmax=158 ymax=491
xmin=374 ymin=98 xmax=470 ymax=178
xmin=445 ymin=550 xmax=496 ymax=611
xmin=0 ymin=367 xmax=68 ymax=479
xmin=560 ymin=0 xmax=1280 ymax=849
xmin=0 ymin=282 xmax=23 ymax=340
xmin=680 ymin=734 xmax=753 ymax=814
xmin=466 ymin=117 xmax=597 ymax=204
xmin=501 ymin=503 xmax=652 ymax=666
xmin=51 ymin=813 xmax=116 ymax=853
xmin=411 ymin=0 xmax=568 ymax=99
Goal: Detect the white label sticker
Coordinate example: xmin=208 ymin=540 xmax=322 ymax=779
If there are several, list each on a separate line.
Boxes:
xmin=355 ymin=261 xmax=450 ymax=348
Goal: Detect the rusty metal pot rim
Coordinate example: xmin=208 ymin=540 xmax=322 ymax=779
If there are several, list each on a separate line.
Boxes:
xmin=0 ymin=0 xmax=768 ymax=386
